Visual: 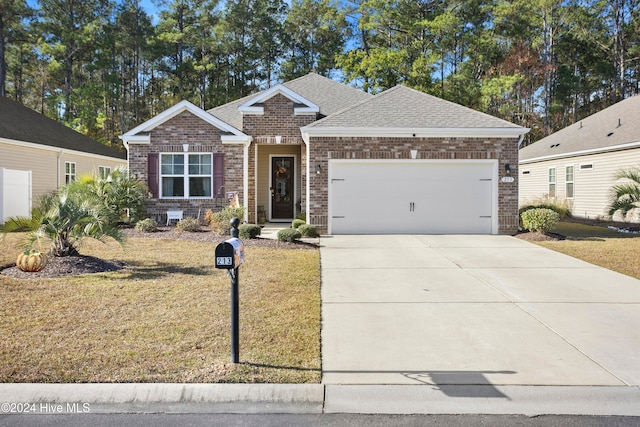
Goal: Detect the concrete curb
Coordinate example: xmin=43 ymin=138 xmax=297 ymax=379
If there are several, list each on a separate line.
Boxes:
xmin=3 ymin=384 xmax=640 ymax=416
xmin=0 ymin=384 xmax=324 ymax=414
xmin=324 ymin=385 xmax=640 ymax=416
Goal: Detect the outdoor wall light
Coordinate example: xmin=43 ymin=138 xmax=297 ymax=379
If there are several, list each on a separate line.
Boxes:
xmin=316 ymin=164 xmax=322 ymax=175
xmin=505 ymin=163 xmax=511 ymax=175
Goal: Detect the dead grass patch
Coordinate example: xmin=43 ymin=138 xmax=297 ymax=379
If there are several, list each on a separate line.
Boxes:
xmin=0 ymin=235 xmax=320 ymax=383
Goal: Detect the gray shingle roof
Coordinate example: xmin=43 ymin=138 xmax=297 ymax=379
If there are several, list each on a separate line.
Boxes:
xmin=305 ymin=85 xmax=522 ymax=129
xmin=0 ymin=96 xmax=126 ymax=159
xmin=207 ymin=73 xmax=373 ymax=129
xmin=520 ymin=95 xmax=640 ymax=162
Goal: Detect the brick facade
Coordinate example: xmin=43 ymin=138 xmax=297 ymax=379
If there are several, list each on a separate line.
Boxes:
xmin=127 ymin=110 xmax=244 ymax=222
xmin=128 ymin=91 xmax=520 ymax=235
xmin=307 ymin=136 xmax=520 ymax=235
xmin=242 ymin=94 xmax=314 ymax=224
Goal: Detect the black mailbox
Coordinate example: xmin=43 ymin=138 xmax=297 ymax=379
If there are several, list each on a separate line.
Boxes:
xmin=215 ymin=237 xmax=245 ymax=269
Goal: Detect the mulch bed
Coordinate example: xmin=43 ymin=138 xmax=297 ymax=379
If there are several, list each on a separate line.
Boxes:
xmin=1 ymin=255 xmax=125 ymax=279
xmin=514 ymin=231 xmax=565 ymax=242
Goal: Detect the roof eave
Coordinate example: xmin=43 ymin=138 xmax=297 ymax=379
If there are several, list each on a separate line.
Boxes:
xmin=301 ymin=126 xmax=530 ymax=141
xmin=1 ymin=136 xmax=127 ymax=161
xmin=519 ymin=140 xmax=640 ymax=164
xmin=119 ymin=99 xmax=248 ymax=140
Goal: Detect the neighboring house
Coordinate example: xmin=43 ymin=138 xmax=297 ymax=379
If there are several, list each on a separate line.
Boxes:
xmin=121 ymin=73 xmax=528 ymax=235
xmin=0 ymin=96 xmax=127 ymax=223
xmin=519 ymin=95 xmax=640 ymax=222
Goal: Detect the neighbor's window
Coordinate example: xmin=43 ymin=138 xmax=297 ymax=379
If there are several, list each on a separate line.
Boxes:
xmin=65 ymin=162 xmax=76 ymax=183
xmin=566 ymin=166 xmax=574 ymax=198
xmin=548 ymin=168 xmax=556 ymax=197
xmin=99 ymin=166 xmax=111 ymax=179
xmin=160 ymin=153 xmax=212 ymax=198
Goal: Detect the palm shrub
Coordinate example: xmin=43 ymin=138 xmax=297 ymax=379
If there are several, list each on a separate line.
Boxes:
xmin=73 ymin=167 xmax=148 ymax=225
xmin=0 ymin=184 xmax=124 ymax=257
xmin=608 ymin=167 xmax=640 ymax=220
xmin=521 ymin=208 xmax=560 ymax=233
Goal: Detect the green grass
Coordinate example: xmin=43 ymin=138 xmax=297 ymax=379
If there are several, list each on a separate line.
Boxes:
xmin=0 ymin=234 xmax=320 ymax=383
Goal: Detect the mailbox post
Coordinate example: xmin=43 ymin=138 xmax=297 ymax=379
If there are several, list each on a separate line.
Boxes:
xmin=214 ymin=217 xmax=244 ymax=364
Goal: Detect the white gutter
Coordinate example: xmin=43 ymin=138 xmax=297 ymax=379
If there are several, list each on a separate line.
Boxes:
xmin=301 ymin=126 xmax=530 ymax=140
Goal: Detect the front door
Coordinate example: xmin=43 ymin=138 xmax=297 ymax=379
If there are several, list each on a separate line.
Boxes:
xmin=271 ymin=156 xmax=294 ymax=220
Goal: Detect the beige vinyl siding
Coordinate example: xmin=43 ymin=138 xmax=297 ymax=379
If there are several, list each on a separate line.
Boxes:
xmin=0 ymin=140 xmax=126 ymax=199
xmin=256 ymin=144 xmax=301 ymax=220
xmin=520 ymin=148 xmax=640 ymax=220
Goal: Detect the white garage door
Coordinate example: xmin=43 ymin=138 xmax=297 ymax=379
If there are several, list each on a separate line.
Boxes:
xmin=329 ymin=160 xmax=496 ymax=234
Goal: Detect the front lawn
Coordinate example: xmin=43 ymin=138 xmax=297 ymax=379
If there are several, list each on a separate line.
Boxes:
xmin=532 ymin=221 xmax=640 ymax=280
xmin=0 ymin=234 xmax=321 ymax=383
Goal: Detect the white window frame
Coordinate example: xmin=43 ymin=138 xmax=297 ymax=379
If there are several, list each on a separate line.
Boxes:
xmin=65 ymin=162 xmax=76 ymax=183
xmin=548 ymin=167 xmax=556 ymax=197
xmin=98 ymin=166 xmax=111 ymax=179
xmin=565 ymin=165 xmax=574 ymax=198
xmin=160 ymin=153 xmax=213 ymax=199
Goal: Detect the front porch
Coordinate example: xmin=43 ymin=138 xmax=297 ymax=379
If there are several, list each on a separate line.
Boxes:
xmin=247 ymin=138 xmax=307 ymax=225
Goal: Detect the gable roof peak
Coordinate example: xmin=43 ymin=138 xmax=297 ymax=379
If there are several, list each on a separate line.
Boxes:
xmin=238 ymin=84 xmax=319 ymax=115
xmin=120 ymin=99 xmax=249 ymax=146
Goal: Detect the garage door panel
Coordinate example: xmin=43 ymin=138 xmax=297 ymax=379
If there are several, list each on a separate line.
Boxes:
xmin=330 ymin=161 xmax=495 ymax=234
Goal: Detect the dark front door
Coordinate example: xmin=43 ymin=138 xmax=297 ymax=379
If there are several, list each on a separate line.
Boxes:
xmin=271 ymin=156 xmax=294 ymax=219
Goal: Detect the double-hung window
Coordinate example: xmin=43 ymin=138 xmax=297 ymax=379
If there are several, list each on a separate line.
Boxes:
xmin=548 ymin=168 xmax=556 ymax=197
xmin=161 ymin=153 xmax=212 ymax=198
xmin=65 ymin=162 xmax=76 ymax=183
xmin=99 ymin=166 xmax=111 ymax=179
xmin=565 ymin=166 xmax=574 ymax=198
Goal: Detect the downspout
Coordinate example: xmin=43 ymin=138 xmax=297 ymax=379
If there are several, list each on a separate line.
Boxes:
xmin=57 ymin=150 xmax=63 ymax=188
xmin=517 ymin=133 xmax=525 ymax=149
xmin=302 ymin=131 xmax=311 ymax=224
xmin=243 ymin=138 xmax=252 ymax=223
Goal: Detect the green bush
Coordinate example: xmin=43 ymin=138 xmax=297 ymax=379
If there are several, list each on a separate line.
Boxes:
xmin=298 ymin=223 xmax=317 ymax=237
xmin=295 ymin=212 xmax=306 ymax=221
xmin=135 ymin=218 xmax=158 ymax=233
xmin=239 ymin=224 xmax=261 ymax=239
xmin=291 ymin=219 xmax=305 ymax=229
xmin=277 ymin=228 xmax=302 ymax=242
xmin=177 ymin=217 xmax=200 ymax=232
xmin=206 ymin=207 xmax=245 ymax=235
xmin=521 ymin=208 xmax=560 ymax=233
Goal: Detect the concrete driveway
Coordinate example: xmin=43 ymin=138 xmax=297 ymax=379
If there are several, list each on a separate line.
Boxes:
xmin=321 ymin=235 xmax=640 ymax=387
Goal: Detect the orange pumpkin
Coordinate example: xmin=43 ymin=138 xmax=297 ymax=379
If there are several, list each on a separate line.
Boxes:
xmin=16 ymin=250 xmax=48 ymax=272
